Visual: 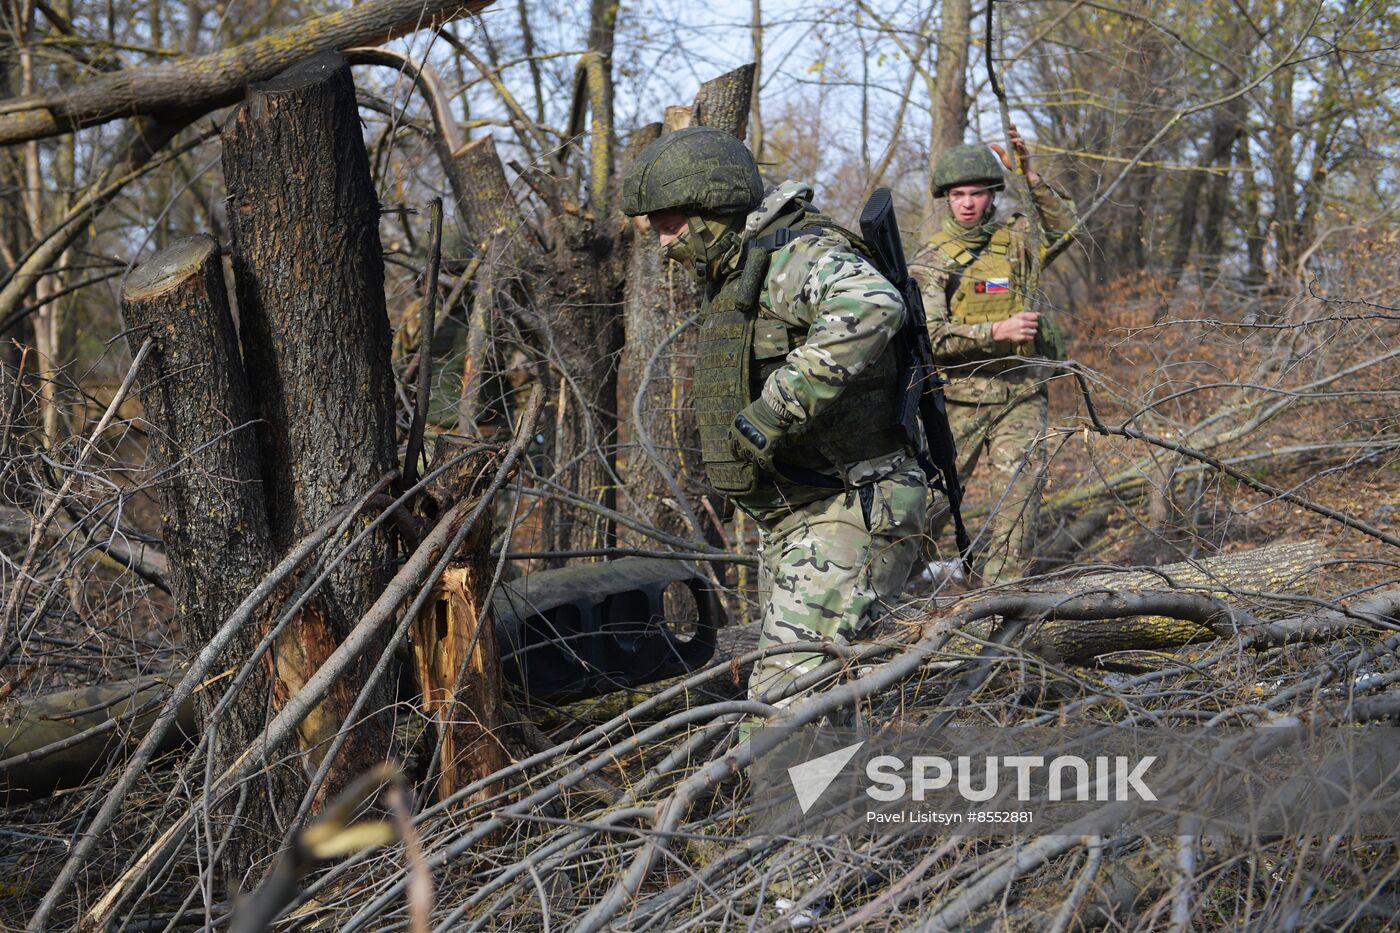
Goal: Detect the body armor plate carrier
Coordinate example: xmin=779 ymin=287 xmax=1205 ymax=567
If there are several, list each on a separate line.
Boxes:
xmin=694 ymin=223 xmax=906 ymax=498
xmin=929 ymin=220 xmax=1066 ymax=362
xmin=695 ymin=246 xmax=770 ymax=497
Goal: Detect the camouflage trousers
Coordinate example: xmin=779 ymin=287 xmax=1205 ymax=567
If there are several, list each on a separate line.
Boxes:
xmin=947 ymin=388 xmax=1049 ymax=583
xmin=749 ymin=461 xmax=931 ymax=710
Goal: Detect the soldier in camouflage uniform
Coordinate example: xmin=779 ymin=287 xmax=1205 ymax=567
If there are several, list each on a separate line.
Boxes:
xmin=910 ymin=127 xmax=1076 ymax=582
xmin=622 ymin=127 xmax=938 ymax=721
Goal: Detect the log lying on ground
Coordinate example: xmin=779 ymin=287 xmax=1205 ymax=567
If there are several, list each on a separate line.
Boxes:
xmin=0 ymin=680 xmax=197 ymax=803
xmin=1022 ymin=538 xmax=1334 ymax=661
xmin=717 ymin=540 xmax=1338 ymax=665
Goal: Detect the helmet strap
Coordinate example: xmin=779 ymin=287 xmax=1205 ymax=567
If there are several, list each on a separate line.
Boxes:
xmin=666 ymin=213 xmax=745 ymax=281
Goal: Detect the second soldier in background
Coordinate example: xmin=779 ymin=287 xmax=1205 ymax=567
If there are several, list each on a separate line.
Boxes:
xmin=911 ymin=127 xmax=1077 ymax=583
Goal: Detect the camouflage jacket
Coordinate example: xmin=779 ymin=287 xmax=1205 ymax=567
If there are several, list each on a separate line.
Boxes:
xmin=909 ymin=178 xmax=1076 ymax=404
xmin=723 ymin=180 xmax=915 ymax=517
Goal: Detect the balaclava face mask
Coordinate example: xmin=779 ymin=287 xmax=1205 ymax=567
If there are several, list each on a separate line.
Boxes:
xmin=665 ymin=214 xmax=745 ymax=281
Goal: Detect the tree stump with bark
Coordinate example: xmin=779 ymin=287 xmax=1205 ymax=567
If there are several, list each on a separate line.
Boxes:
xmin=410 ymin=542 xmax=508 ymax=804
xmin=121 ymin=234 xmax=296 ymax=877
xmin=411 ymin=444 xmax=509 ymax=804
xmin=619 ymin=64 xmax=757 ymax=545
xmin=222 ymin=50 xmax=398 ymax=789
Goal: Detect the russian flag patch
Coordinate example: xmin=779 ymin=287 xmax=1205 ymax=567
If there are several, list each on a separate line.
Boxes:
xmin=984 ymin=277 xmax=1010 ymax=293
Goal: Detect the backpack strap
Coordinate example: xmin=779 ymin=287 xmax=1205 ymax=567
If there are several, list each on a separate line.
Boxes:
xmin=738 ymin=221 xmax=881 ymax=492
xmin=747 ymin=226 xmax=821 ymax=255
xmin=744 ymin=220 xmax=875 ymax=263
xmin=930 ymin=235 xmax=980 ymax=268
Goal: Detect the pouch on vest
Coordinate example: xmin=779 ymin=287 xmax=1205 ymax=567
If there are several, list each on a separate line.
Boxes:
xmin=694 ymin=247 xmax=772 ymax=497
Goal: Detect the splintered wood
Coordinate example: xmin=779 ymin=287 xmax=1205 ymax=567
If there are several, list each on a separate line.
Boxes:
xmin=411 ymin=529 xmax=509 ymax=805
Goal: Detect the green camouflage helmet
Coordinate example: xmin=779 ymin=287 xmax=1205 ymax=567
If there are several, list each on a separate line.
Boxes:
xmin=932 ymin=144 xmax=1005 ymax=196
xmin=621 ymin=126 xmax=763 ymax=218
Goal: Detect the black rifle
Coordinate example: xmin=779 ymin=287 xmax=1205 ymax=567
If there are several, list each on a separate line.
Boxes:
xmin=859 ymin=187 xmax=972 ymax=569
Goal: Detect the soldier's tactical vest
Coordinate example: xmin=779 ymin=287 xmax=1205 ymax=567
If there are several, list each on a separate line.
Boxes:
xmin=694 ymin=222 xmax=906 ymax=498
xmin=931 ymin=223 xmax=1021 ymax=326
xmin=929 ymin=219 xmax=1066 ymax=362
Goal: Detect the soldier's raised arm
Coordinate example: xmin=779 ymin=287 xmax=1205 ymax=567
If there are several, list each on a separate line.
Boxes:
xmin=992 ymin=124 xmax=1077 ymax=257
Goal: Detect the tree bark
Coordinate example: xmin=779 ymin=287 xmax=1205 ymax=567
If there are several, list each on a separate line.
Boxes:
xmin=540 ymin=0 xmax=624 ymax=558
xmin=222 ymin=51 xmax=397 ymax=791
xmin=1265 ymin=69 xmax=1300 ymax=280
xmin=1236 ymin=132 xmax=1268 ymax=290
xmin=693 ymin=64 xmax=755 ymax=137
xmin=411 ymin=525 xmax=507 ymax=804
xmin=544 ymin=240 xmax=624 ymax=556
xmin=120 ymin=233 xmax=293 ymax=877
xmin=452 ymin=134 xmax=534 ymax=433
xmin=1167 ymin=108 xmax=1242 ymax=284
xmin=452 ymin=134 xmax=525 ymax=254
xmin=1025 ymin=539 xmax=1333 ymax=661
xmin=929 ymin=0 xmax=972 ymax=154
xmin=618 ymin=65 xmax=755 ymax=545
xmin=0 ymin=679 xmax=198 ymax=804
xmin=0 ymin=0 xmax=492 ymax=146
xmin=749 ymin=0 xmax=764 ymax=162
xmin=922 ymin=0 xmax=972 ymax=232
xmin=1197 ymin=99 xmax=1246 ymax=282
xmin=584 ymin=0 xmax=618 ymax=213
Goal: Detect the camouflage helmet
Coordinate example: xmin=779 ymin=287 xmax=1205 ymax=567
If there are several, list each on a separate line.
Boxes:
xmin=621 ymin=126 xmax=763 ymax=218
xmin=932 ymin=144 xmax=1005 ymax=196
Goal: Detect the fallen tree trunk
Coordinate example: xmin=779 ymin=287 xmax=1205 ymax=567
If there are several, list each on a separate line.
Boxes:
xmin=0 ymin=0 xmax=492 ymax=145
xmin=1024 ymin=538 xmax=1334 ymax=661
xmin=0 ymin=680 xmax=197 ymax=803
xmin=717 ymin=540 xmax=1337 ymax=665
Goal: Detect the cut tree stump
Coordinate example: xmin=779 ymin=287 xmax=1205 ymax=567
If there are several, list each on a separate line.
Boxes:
xmin=222 ymin=50 xmax=398 ymax=792
xmin=122 ymin=234 xmax=294 ymax=873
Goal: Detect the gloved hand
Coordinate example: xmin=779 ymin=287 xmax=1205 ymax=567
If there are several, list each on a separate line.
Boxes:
xmin=730 ymin=397 xmax=789 ymax=473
